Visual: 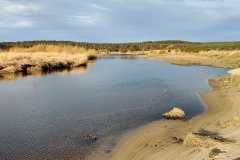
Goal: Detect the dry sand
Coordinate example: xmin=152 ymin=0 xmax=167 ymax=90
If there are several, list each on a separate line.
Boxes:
xmin=108 ymin=76 xmax=240 ymax=160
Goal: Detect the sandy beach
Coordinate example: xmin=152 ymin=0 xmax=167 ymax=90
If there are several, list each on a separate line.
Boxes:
xmin=108 ymin=69 xmax=240 ymax=159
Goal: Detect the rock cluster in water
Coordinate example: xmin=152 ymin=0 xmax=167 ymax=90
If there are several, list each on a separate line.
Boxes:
xmin=79 ymin=133 xmax=98 ymax=145
xmin=162 ymin=107 xmax=186 ymax=120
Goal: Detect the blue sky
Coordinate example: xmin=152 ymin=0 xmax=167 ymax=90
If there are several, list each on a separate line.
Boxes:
xmin=0 ymin=0 xmax=239 ymax=42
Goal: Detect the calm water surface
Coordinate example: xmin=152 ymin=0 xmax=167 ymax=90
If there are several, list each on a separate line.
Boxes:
xmin=0 ymin=58 xmax=227 ymax=160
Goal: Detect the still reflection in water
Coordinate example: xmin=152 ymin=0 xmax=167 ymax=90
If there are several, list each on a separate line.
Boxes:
xmin=0 ymin=58 xmax=227 ymax=160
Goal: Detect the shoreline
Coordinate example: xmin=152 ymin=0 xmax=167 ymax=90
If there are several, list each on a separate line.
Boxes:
xmin=109 ymin=85 xmax=240 ymax=160
xmin=0 ymin=45 xmax=97 ymax=80
xmin=107 ymin=57 xmax=240 ymax=160
xmin=0 ymin=54 xmax=97 ymax=80
xmin=0 ymin=50 xmax=239 ymax=159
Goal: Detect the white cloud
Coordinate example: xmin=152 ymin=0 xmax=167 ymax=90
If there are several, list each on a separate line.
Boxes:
xmin=65 ymin=3 xmax=110 ymax=27
xmin=89 ymin=3 xmax=110 ymax=11
xmin=0 ymin=20 xmax=33 ymax=28
xmin=0 ymin=0 xmax=42 ymax=29
xmin=0 ymin=0 xmax=42 ymax=15
xmin=14 ymin=20 xmax=33 ymax=28
xmin=68 ymin=15 xmax=98 ymax=26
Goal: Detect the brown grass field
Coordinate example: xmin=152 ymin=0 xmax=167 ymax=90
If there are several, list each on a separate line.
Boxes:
xmin=0 ymin=44 xmax=96 ymax=78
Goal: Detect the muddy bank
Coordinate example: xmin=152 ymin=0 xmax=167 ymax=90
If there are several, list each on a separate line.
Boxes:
xmin=0 ymin=53 xmax=97 ymax=80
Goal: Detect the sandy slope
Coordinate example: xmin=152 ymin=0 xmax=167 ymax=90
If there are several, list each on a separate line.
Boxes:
xmin=143 ymin=49 xmax=240 ymax=69
xmin=109 ymin=80 xmax=240 ymax=160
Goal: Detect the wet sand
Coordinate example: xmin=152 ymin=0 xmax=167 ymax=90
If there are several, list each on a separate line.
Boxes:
xmin=108 ymin=76 xmax=240 ymax=160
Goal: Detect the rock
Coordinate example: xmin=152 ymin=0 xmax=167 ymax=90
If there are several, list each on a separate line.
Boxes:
xmin=69 ymin=133 xmax=98 ymax=146
xmin=52 ymin=62 xmax=71 ymax=70
xmin=0 ymin=65 xmax=4 ymax=70
xmin=228 ymin=68 xmax=240 ymax=76
xmin=88 ymin=54 xmax=97 ymax=60
xmin=21 ymin=64 xmax=33 ymax=75
xmin=79 ymin=133 xmax=98 ymax=145
xmin=162 ymin=107 xmax=186 ymax=120
xmin=41 ymin=62 xmax=72 ymax=73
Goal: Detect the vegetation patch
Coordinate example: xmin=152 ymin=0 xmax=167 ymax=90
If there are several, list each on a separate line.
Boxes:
xmin=1 ymin=40 xmax=240 ymax=53
xmin=0 ymin=44 xmax=96 ymax=78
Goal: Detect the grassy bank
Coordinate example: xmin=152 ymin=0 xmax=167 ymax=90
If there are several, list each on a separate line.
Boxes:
xmin=144 ymin=49 xmax=240 ymax=69
xmin=1 ymin=40 xmax=240 ymax=69
xmin=0 ymin=44 xmax=96 ymax=79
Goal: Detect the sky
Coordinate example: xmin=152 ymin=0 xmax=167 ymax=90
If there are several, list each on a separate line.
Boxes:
xmin=0 ymin=0 xmax=240 ymax=42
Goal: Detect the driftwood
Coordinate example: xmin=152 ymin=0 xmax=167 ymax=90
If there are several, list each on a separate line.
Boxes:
xmin=193 ymin=129 xmax=236 ymax=143
xmin=172 ymin=136 xmax=184 ymax=144
xmin=209 ymin=148 xmax=226 ymax=158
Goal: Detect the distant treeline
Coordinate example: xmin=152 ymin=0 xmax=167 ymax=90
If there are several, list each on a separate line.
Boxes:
xmin=1 ymin=40 xmax=240 ymax=52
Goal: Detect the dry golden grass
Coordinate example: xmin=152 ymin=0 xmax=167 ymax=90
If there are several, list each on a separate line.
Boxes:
xmin=8 ymin=44 xmax=93 ymax=53
xmin=0 ymin=44 xmax=97 ymax=76
xmin=145 ymin=49 xmax=240 ymax=68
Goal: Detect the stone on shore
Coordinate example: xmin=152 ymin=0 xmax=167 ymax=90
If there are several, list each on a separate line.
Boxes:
xmin=162 ymin=107 xmax=186 ymax=120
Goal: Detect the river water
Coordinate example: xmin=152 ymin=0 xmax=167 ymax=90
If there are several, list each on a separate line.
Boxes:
xmin=0 ymin=58 xmax=227 ymax=160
